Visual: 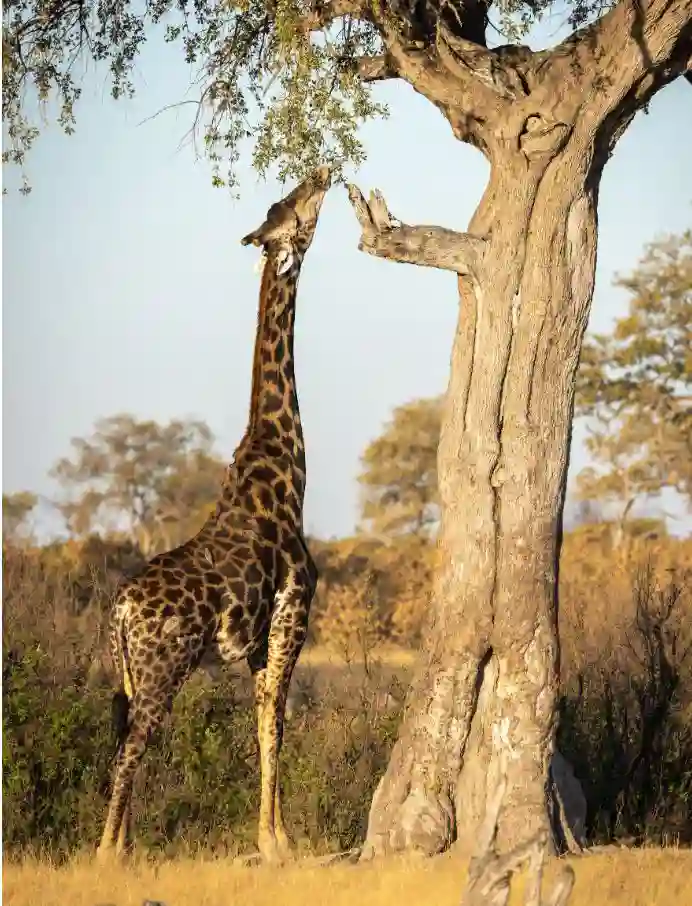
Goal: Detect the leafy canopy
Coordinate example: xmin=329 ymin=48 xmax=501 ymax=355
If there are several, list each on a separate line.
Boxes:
xmin=2 ymin=492 xmax=39 ymax=545
xmin=50 ymin=414 xmax=225 ymax=544
xmin=358 ymin=396 xmax=443 ymax=540
xmin=3 ymin=0 xmax=611 ymax=192
xmin=575 ymin=230 xmax=692 ymax=516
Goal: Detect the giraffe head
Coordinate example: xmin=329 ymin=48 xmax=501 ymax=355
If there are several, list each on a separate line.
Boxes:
xmin=241 ymin=166 xmax=332 ymax=274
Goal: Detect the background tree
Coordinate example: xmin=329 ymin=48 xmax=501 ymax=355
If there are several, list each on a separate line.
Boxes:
xmin=2 ymin=491 xmax=38 ymax=546
xmin=51 ymin=414 xmax=225 ymax=552
xmin=358 ymin=397 xmax=442 ymax=540
xmin=575 ymin=231 xmax=692 ymax=542
xmin=5 ymin=0 xmax=692 ymax=861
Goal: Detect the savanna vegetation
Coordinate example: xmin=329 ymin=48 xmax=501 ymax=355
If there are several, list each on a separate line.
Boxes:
xmin=4 ymin=848 xmax=692 ymax=906
xmin=5 ymin=0 xmax=692 ymax=868
xmin=3 ymin=235 xmax=691 ymax=873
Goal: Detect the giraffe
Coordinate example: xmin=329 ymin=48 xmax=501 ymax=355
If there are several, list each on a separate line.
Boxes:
xmin=96 ymin=166 xmax=332 ymax=866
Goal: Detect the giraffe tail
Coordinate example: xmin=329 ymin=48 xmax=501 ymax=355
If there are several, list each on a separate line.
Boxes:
xmin=111 ymin=689 xmax=130 ymax=749
xmin=111 ymin=613 xmax=134 ymax=755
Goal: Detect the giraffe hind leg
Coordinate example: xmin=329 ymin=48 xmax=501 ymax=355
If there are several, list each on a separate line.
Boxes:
xmin=117 ymin=798 xmax=133 ymax=857
xmin=97 ymin=685 xmax=176 ymax=861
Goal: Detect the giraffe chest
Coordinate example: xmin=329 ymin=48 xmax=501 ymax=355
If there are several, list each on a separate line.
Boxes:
xmin=206 ymin=596 xmax=272 ymax=666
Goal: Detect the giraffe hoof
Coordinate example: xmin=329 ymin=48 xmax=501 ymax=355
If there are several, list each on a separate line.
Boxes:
xmin=276 ymin=834 xmax=296 ymax=862
xmin=96 ymin=844 xmax=129 ymax=866
xmin=258 ymin=839 xmax=288 ymax=867
xmin=234 ymin=852 xmax=263 ymax=868
xmin=95 ymin=846 xmax=115 ymax=865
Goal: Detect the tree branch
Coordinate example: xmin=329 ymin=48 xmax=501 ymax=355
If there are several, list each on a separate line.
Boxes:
xmin=435 ymin=22 xmax=531 ymax=102
xmin=528 ymin=0 xmax=692 ymax=153
xmin=345 ymin=183 xmax=486 ymax=276
xmin=356 ymin=53 xmax=398 ymax=82
xmin=301 ymin=0 xmax=373 ymax=30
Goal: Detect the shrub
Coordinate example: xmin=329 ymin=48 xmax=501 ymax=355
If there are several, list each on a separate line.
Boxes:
xmin=2 ymin=529 xmax=691 ymax=857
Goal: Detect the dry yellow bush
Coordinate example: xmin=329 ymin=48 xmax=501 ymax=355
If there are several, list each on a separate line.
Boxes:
xmin=311 ymin=524 xmax=691 ymax=663
xmin=558 ymin=526 xmax=692 ymax=679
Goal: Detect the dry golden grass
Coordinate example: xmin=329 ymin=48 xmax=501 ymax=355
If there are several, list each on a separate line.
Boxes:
xmin=299 ymin=644 xmax=418 ymax=670
xmin=3 ymin=848 xmax=691 ymax=906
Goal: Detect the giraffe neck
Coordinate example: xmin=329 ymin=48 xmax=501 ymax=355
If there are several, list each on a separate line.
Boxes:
xmin=241 ymin=255 xmax=306 ymax=490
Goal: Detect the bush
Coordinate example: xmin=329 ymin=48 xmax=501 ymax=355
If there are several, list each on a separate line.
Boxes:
xmin=2 ymin=660 xmax=401 ymax=859
xmin=2 ymin=544 xmax=403 ymax=859
xmin=2 ymin=529 xmax=692 ymax=858
xmin=2 ymin=646 xmax=113 ymax=854
xmin=558 ymin=567 xmax=692 ymax=844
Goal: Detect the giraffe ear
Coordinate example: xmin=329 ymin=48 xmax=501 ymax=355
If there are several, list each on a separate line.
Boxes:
xmin=241 ymin=228 xmax=264 ymax=247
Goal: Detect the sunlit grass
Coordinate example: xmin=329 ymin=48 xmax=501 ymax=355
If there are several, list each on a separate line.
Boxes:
xmin=4 ymin=847 xmax=691 ymax=906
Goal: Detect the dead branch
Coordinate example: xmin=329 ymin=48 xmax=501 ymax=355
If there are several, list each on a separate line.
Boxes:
xmin=345 ymin=183 xmax=485 ymax=276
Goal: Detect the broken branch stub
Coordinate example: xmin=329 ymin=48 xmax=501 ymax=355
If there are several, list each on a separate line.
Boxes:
xmin=461 ymin=766 xmax=576 ymax=906
xmin=344 ymin=183 xmax=485 ymax=277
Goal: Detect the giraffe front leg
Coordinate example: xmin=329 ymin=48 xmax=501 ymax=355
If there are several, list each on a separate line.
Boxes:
xmin=250 ymin=648 xmax=291 ymax=863
xmin=250 ymin=591 xmax=308 ymax=865
xmin=252 ymin=680 xmax=293 ymax=856
xmin=274 ymin=782 xmax=294 ymax=856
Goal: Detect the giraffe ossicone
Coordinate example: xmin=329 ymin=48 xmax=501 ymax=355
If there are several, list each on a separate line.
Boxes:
xmin=96 ymin=165 xmax=332 ymax=867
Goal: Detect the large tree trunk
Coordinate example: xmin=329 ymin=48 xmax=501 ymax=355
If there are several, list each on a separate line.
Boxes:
xmin=361 ymin=151 xmax=599 ymax=857
xmin=344 ymin=0 xmax=692 ymax=861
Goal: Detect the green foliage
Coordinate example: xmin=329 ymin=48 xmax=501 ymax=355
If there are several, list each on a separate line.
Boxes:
xmin=50 ymin=414 xmax=224 ymax=549
xmin=2 ymin=0 xmax=622 ymax=192
xmin=358 ymin=396 xmax=442 ymax=540
xmin=2 ymin=646 xmax=114 ymax=853
xmin=1 ymin=645 xmax=401 ymax=858
xmin=2 ymin=532 xmax=692 ymax=856
xmin=575 ymin=230 xmax=692 ymax=518
xmin=2 ymin=0 xmax=387 ymax=191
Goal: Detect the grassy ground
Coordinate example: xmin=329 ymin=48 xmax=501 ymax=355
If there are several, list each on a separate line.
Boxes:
xmin=298 ymin=645 xmax=419 ymax=668
xmin=3 ymin=848 xmax=691 ymax=906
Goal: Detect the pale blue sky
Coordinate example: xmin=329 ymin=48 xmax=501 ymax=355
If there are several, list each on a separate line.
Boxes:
xmin=3 ymin=11 xmax=692 ymax=541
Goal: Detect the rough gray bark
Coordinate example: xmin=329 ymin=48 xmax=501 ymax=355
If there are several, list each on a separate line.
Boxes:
xmin=461 ymin=757 xmax=575 ymax=906
xmin=346 ymin=0 xmax=692 ymax=858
